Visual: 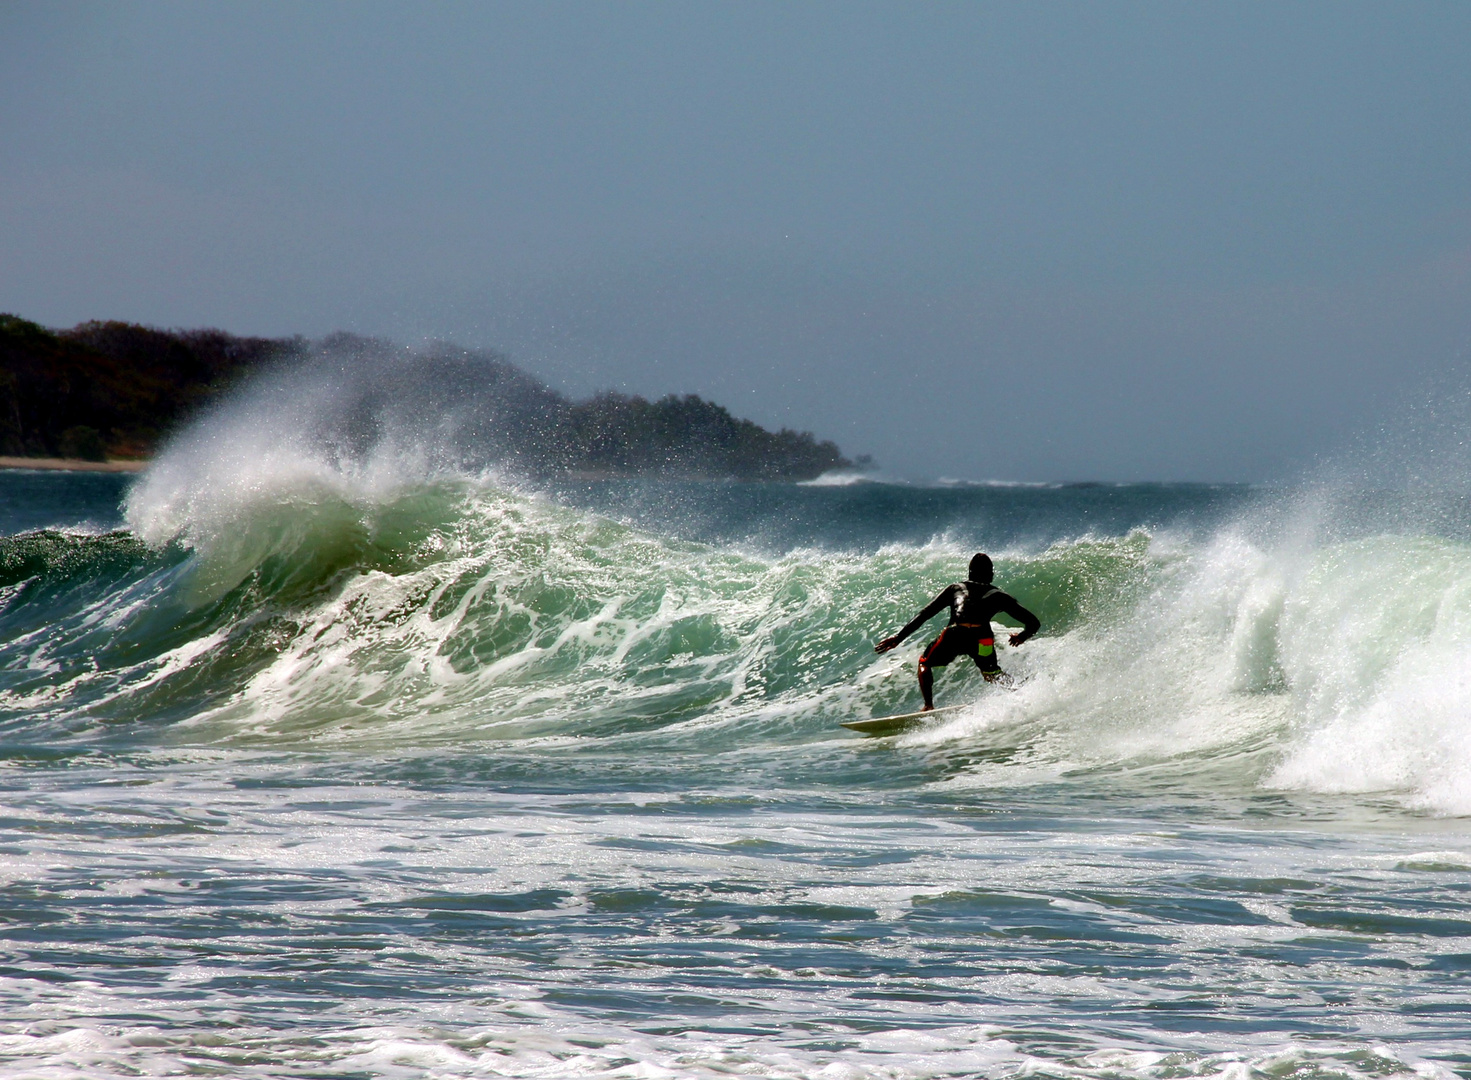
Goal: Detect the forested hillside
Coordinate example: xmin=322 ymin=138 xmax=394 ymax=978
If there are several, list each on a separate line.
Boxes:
xmin=0 ymin=315 xmax=851 ymax=480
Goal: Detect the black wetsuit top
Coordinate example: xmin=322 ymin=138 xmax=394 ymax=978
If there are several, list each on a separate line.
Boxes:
xmin=893 ymin=580 xmax=1041 ymax=646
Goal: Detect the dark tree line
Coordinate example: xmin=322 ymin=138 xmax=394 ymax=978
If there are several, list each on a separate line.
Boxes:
xmin=0 ymin=315 xmax=852 ymax=481
xmin=559 ymin=392 xmax=849 ymax=481
xmin=0 ymin=314 xmax=295 ymax=460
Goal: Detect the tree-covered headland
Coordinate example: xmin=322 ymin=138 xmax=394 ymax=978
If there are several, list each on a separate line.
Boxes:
xmin=0 ymin=315 xmax=853 ymax=481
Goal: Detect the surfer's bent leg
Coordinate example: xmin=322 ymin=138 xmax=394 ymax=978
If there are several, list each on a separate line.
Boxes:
xmin=916 ymin=655 xmax=934 ymax=710
xmin=917 ymin=629 xmax=962 ymax=710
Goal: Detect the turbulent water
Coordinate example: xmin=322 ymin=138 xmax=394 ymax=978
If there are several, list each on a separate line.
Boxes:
xmin=2 ymin=444 xmax=1470 ymax=1077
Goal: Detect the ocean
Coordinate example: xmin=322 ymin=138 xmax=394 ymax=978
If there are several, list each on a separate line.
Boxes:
xmin=1 ymin=442 xmax=1469 ymax=1078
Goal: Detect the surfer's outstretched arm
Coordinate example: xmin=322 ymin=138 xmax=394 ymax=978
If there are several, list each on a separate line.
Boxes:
xmin=875 ymin=586 xmax=956 ymax=653
xmin=1000 ymin=597 xmax=1041 ymax=646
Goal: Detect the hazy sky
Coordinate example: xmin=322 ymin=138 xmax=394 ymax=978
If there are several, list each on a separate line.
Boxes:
xmin=4 ymin=1 xmax=1470 ymax=480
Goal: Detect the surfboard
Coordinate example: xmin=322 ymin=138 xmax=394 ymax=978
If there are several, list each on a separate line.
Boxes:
xmin=839 ymin=704 xmax=967 ymax=736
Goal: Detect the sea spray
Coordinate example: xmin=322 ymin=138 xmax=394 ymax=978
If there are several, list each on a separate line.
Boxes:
xmin=1264 ymin=533 xmax=1471 ymax=813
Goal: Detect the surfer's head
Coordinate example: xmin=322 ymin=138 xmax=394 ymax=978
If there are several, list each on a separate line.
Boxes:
xmin=968 ymin=553 xmax=993 ymax=583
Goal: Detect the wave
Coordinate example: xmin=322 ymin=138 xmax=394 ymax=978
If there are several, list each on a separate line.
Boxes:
xmin=2 ymin=413 xmax=1471 ymax=815
xmin=2 ymin=465 xmax=1154 ymax=744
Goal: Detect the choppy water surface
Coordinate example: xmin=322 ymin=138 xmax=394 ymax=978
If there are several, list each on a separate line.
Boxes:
xmin=0 ymin=459 xmax=1468 ymax=1079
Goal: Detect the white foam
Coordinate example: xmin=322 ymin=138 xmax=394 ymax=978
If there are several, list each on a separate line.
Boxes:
xmin=798 ymin=470 xmax=882 ymax=486
xmin=1261 ymin=535 xmax=1471 ymax=814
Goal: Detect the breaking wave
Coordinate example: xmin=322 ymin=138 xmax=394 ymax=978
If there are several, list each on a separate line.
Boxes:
xmin=0 ymin=424 xmax=1468 ymax=817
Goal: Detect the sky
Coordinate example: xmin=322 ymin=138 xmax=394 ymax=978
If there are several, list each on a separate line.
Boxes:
xmin=3 ymin=1 xmax=1470 ymax=481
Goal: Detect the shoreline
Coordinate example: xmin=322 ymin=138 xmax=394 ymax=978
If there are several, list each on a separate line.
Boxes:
xmin=0 ymin=456 xmax=149 ymax=474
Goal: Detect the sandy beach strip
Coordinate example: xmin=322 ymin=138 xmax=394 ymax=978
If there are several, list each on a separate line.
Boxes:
xmin=0 ymin=456 xmax=149 ymax=474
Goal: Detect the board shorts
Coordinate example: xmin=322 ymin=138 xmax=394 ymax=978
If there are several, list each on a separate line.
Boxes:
xmin=919 ymin=624 xmax=1000 ymax=674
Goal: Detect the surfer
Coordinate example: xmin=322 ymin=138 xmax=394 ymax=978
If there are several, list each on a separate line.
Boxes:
xmin=874 ymin=553 xmax=1040 ymax=710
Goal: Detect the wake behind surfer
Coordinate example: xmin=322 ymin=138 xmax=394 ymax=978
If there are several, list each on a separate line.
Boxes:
xmin=874 ymin=553 xmax=1040 ymax=710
